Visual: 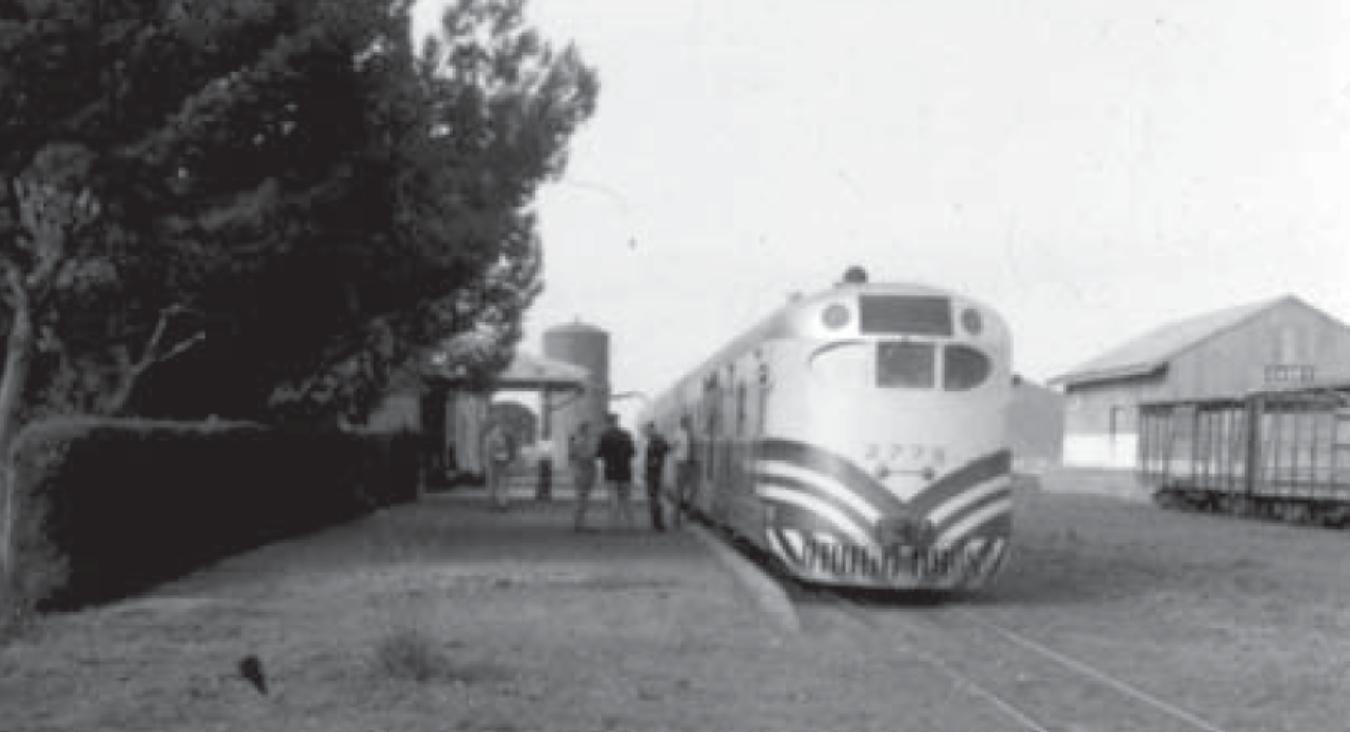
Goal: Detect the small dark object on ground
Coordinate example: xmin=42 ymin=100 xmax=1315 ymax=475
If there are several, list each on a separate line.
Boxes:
xmin=238 ymin=654 xmax=267 ymax=695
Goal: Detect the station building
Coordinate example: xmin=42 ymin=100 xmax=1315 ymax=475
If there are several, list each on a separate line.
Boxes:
xmin=365 ymin=321 xmax=610 ymax=485
xmin=366 ymin=346 xmax=588 ymax=477
xmin=1050 ymin=295 xmax=1350 ymax=469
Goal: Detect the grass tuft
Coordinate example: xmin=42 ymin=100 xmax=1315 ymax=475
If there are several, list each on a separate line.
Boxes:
xmin=372 ymin=625 xmax=500 ymax=685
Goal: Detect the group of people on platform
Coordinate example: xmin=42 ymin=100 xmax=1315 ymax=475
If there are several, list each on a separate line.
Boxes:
xmin=476 ymin=410 xmax=697 ymax=530
xmin=568 ymin=413 xmax=696 ymax=533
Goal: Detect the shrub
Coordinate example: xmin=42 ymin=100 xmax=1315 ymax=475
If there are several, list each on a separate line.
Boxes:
xmin=6 ymin=417 xmax=420 ymax=610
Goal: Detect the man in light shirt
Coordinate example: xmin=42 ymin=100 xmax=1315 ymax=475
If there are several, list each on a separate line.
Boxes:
xmin=482 ymin=417 xmax=514 ymax=511
xmin=569 ymin=421 xmax=597 ymax=531
xmin=671 ymin=415 xmax=696 ymax=527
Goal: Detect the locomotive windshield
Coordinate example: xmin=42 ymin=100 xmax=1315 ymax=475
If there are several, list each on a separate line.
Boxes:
xmin=858 ymin=295 xmax=952 ymax=335
xmin=942 ymin=345 xmax=992 ymax=390
xmin=877 ymin=341 xmax=935 ymax=388
xmin=874 ymin=342 xmax=993 ymax=390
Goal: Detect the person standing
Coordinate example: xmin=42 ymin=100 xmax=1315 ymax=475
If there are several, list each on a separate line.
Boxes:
xmin=596 ymin=412 xmax=636 ymax=529
xmin=671 ymin=414 xmax=697 ymax=527
xmin=482 ymin=417 xmax=514 ymax=511
xmin=569 ymin=421 xmax=598 ymax=531
xmin=641 ymin=423 xmax=670 ymax=531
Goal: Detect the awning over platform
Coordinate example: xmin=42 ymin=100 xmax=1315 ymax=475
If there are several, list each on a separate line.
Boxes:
xmin=428 ymin=349 xmax=589 ymax=392
xmin=494 ymin=351 xmax=589 ymax=391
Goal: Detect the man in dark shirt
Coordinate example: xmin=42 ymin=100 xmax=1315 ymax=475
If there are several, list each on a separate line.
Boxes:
xmin=642 ymin=422 xmax=670 ymax=531
xmin=595 ymin=412 xmax=636 ymax=529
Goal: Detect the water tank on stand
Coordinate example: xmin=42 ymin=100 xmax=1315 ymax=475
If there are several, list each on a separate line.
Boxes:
xmin=543 ymin=321 xmax=610 ymax=471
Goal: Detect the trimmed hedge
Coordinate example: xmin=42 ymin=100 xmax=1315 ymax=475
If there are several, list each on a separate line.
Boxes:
xmin=9 ymin=418 xmax=419 ymax=609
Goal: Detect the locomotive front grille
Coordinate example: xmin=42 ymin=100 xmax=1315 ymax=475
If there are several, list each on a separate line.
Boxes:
xmin=802 ymin=538 xmax=881 ymax=578
xmin=791 ymin=532 xmax=1006 ymax=586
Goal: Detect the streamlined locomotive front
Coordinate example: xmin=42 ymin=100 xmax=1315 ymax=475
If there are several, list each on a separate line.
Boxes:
xmin=753 ymin=283 xmax=1013 ymax=589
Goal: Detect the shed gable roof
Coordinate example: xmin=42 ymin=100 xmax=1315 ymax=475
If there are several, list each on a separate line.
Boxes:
xmin=1051 ymin=295 xmax=1302 ymax=388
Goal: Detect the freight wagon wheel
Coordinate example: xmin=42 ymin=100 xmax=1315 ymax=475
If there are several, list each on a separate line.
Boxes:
xmin=1323 ymin=507 xmax=1350 ymax=528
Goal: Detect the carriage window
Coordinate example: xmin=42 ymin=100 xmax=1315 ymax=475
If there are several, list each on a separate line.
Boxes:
xmin=859 ymin=295 xmax=952 ymax=336
xmin=877 ymin=342 xmax=935 ymax=388
xmin=942 ymin=345 xmax=991 ymax=391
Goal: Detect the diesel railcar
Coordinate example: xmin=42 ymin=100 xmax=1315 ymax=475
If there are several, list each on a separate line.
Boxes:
xmin=1139 ymin=383 xmax=1350 ymax=526
xmin=638 ymin=270 xmax=1014 ymax=589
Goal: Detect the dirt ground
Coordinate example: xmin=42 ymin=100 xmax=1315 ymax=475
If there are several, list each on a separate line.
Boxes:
xmin=2 ymin=478 xmax=1349 ymax=731
xmin=978 ymin=469 xmax=1350 ymax=732
xmin=0 ymin=496 xmax=986 ymax=732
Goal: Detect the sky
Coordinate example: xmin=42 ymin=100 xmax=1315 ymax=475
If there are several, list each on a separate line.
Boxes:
xmin=416 ymin=0 xmax=1350 ymax=410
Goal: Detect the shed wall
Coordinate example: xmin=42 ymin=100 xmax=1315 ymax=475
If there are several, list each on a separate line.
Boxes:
xmin=1063 ymin=376 xmax=1166 ymax=468
xmin=1062 ymin=300 xmax=1350 ymax=468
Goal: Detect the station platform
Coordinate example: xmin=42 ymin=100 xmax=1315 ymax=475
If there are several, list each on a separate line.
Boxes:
xmin=6 ymin=487 xmax=1001 ymax=731
xmin=426 ymin=464 xmax=661 ymax=503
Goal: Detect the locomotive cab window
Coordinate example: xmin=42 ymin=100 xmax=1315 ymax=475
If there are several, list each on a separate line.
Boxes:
xmin=942 ymin=345 xmax=991 ymax=391
xmin=877 ymin=341 xmax=935 ymax=388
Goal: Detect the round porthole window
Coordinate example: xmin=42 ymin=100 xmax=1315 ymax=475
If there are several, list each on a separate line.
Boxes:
xmin=961 ymin=308 xmax=983 ymax=335
xmin=822 ymin=303 xmax=851 ymax=330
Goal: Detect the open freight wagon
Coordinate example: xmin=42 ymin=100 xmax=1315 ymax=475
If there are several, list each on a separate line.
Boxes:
xmin=1137 ymin=382 xmax=1350 ymax=526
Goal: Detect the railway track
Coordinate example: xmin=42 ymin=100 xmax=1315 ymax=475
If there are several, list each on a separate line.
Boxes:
xmin=791 ymin=583 xmax=1236 ymax=732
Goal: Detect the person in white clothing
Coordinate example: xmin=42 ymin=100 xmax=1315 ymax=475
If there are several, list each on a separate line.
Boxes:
xmin=670 ymin=415 xmax=697 ymax=527
xmin=482 ymin=418 xmax=514 ymax=511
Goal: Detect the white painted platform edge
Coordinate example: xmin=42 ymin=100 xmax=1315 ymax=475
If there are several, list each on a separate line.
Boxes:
xmin=689 ymin=524 xmax=801 ymax=635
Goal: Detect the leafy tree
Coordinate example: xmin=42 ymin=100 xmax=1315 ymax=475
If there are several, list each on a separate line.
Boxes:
xmin=0 ymin=0 xmax=597 ymax=601
xmin=135 ymin=0 xmax=597 ymax=423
